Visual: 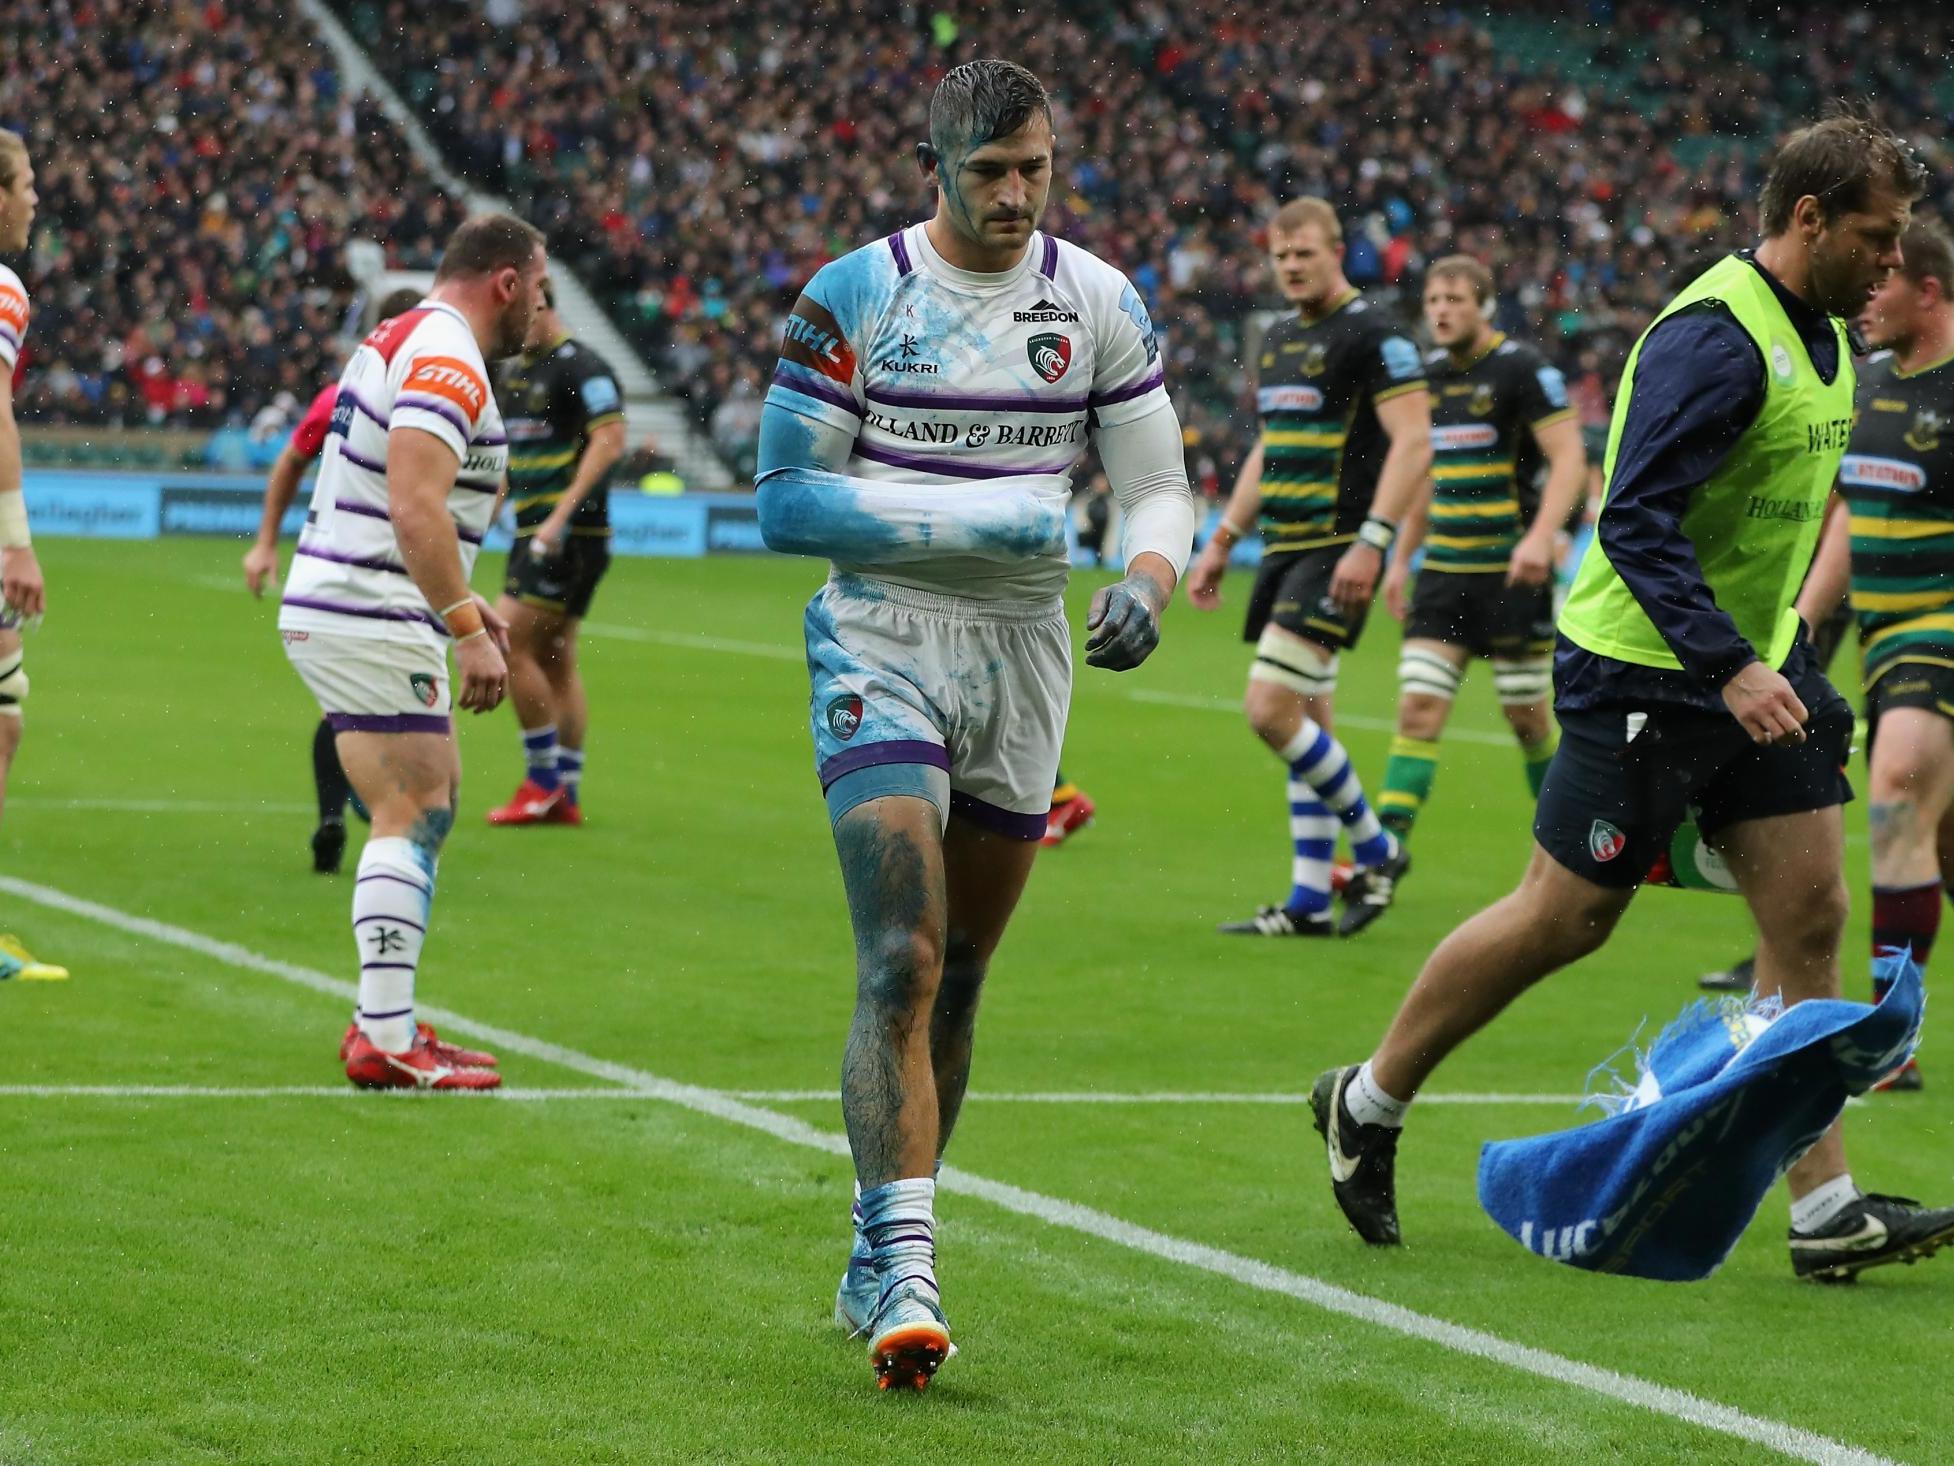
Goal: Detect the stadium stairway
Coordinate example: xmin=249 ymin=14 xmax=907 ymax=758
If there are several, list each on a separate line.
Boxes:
xmin=299 ymin=0 xmax=734 ymax=490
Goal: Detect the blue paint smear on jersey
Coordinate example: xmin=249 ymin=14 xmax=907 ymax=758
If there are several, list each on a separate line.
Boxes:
xmin=803 ymin=240 xmax=902 ymax=342
xmin=756 ymin=462 xmax=1067 ymax=564
xmin=1118 ymin=281 xmax=1159 ymax=363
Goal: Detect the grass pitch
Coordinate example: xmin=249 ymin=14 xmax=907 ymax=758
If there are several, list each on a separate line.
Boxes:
xmin=1 ymin=537 xmax=1949 ymax=1464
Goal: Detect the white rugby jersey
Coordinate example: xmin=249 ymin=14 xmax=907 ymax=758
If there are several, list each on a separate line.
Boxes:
xmin=0 ymin=263 xmax=28 ymax=372
xmin=279 ymin=301 xmax=507 ymax=648
xmin=766 ymin=223 xmax=1170 ymax=599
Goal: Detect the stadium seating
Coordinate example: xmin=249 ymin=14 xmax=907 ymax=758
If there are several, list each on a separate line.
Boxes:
xmin=337 ymin=0 xmax=1954 ymax=488
xmin=6 ymin=0 xmax=1951 ymax=474
xmin=0 ymin=0 xmax=463 ymax=432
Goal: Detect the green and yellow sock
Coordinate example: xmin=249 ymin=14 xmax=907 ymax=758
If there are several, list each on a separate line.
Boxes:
xmin=1052 ymin=768 xmax=1079 ymax=806
xmin=1379 ymin=735 xmax=1439 ymax=839
xmin=1523 ymin=730 xmax=1559 ymax=799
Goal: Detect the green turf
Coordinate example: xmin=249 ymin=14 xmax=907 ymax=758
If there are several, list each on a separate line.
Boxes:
xmin=1 ymin=537 xmax=1948 ymax=1465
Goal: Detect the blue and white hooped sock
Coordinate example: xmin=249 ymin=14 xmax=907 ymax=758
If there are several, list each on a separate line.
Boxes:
xmin=523 ymin=724 xmax=561 ymax=793
xmin=352 ymin=836 xmax=435 ymax=1052
xmin=1283 ymin=719 xmax=1395 ymax=868
xmin=1286 ymin=783 xmax=1337 ymax=917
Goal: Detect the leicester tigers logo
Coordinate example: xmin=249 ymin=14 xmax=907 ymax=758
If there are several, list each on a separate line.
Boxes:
xmin=410 ymin=672 xmax=439 ymax=708
xmin=1027 ymin=332 xmax=1073 ymax=383
xmin=826 ymin=694 xmax=864 ymax=741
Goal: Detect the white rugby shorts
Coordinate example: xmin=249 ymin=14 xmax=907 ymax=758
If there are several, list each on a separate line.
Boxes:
xmin=804 ymin=573 xmax=1070 ymax=838
xmin=284 ymin=629 xmax=452 ymax=733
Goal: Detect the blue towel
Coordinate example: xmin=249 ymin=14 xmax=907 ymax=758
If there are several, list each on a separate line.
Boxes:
xmin=1477 ymin=951 xmax=1924 ymax=1282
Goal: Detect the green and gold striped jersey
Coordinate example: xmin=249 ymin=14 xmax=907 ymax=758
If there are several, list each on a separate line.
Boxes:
xmin=1841 ymin=349 xmax=1954 ymax=688
xmin=494 ymin=335 xmax=626 ymax=535
xmin=1254 ymin=290 xmax=1425 ymax=553
xmin=1423 ymin=333 xmax=1573 ymax=572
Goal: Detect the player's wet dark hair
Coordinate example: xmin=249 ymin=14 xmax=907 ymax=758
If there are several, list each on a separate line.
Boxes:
xmin=1899 ymin=217 xmax=1954 ymax=294
xmin=376 ymin=286 xmax=424 ymax=320
xmin=434 ymin=213 xmax=544 ymax=281
xmin=1760 ymin=106 xmax=1928 ymax=235
xmin=928 ymin=59 xmax=1051 ymax=156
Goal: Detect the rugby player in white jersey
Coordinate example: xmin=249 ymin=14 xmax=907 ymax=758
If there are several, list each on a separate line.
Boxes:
xmin=757 ymin=60 xmax=1197 ymax=1391
xmin=0 ymin=128 xmax=64 ymax=983
xmin=279 ymin=215 xmax=546 ymax=1090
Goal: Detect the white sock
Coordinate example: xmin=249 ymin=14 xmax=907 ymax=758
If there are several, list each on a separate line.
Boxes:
xmin=858 ymin=1176 xmax=939 ymax=1305
xmin=1790 ymin=1173 xmax=1859 ymax=1233
xmin=352 ymin=836 xmax=435 ymax=1052
xmin=1346 ymin=1060 xmax=1410 ymax=1129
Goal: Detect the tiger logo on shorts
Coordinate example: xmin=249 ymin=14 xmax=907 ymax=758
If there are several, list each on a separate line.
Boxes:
xmin=410 ymin=673 xmax=440 ymax=708
xmin=826 ymin=694 xmax=864 ymax=741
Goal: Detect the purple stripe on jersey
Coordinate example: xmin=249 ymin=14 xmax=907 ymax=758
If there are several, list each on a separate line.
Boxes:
xmin=334 ymin=498 xmax=390 ymax=523
xmin=0 ymin=324 xmax=18 ymax=349
xmin=338 ymin=386 xmax=387 ymax=427
xmin=1088 ymin=368 xmax=1166 ymax=408
xmin=333 ymin=498 xmax=484 ymax=546
xmin=393 ymin=394 xmax=471 ymax=438
xmin=772 ymin=366 xmax=864 ymax=418
xmin=360 ymin=962 xmax=417 ymax=972
xmin=949 ymin=789 xmax=1047 ymax=842
xmin=332 ymin=439 xmax=386 ymax=475
xmin=888 ymin=230 xmax=914 ymax=276
xmin=473 ymin=432 xmax=507 ymax=447
xmin=331 ymin=712 xmax=452 ymax=736
xmin=853 ymin=439 xmax=1073 ymax=480
xmin=281 ymin=594 xmax=447 ymax=633
xmin=452 ymin=475 xmax=500 ymax=493
xmin=296 ymin=543 xmax=408 ymax=575
xmin=818 ymin=739 xmax=951 ymax=789
xmin=865 ymin=384 xmax=1086 ymax=415
xmin=1039 ymin=234 xmax=1059 ymax=279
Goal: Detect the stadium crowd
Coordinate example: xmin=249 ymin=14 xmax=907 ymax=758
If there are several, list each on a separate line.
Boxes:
xmin=0 ymin=0 xmax=461 ymax=433
xmin=341 ymin=0 xmax=1954 ymax=484
xmin=4 ymin=0 xmax=1953 ymax=478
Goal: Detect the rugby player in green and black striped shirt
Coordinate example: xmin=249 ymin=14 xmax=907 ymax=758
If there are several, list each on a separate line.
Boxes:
xmin=1186 ymin=198 xmax=1433 ymax=936
xmin=1375 ymin=255 xmax=1586 ymax=842
xmin=1797 ymin=215 xmax=1954 ymax=1090
xmin=484 ymin=279 xmax=626 ymax=827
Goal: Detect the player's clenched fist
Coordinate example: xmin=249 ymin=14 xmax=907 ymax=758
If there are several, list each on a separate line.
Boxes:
xmin=1086 ymin=570 xmax=1166 ymax=671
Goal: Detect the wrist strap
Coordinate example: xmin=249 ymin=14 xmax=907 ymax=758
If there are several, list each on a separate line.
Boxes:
xmin=0 ymin=492 xmax=29 ymax=550
xmin=1357 ymin=516 xmax=1397 ymax=552
xmin=442 ymin=600 xmax=485 ymax=639
xmin=454 ymin=627 xmax=489 ymax=646
xmin=1218 ymin=517 xmax=1251 ymax=544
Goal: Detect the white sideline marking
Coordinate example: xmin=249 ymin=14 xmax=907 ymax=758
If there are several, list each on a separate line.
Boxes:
xmin=583 ymin=622 xmax=804 ymax=663
xmin=731 ymin=1089 xmax=1588 ymax=1107
xmin=0 ymin=873 xmax=1892 ymax=1466
xmin=9 ymin=798 xmax=316 ymax=815
xmin=583 ymin=623 xmax=1520 ymax=748
xmin=0 ymin=1084 xmax=1586 ymax=1107
xmin=1123 ymin=687 xmax=1515 ymax=747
